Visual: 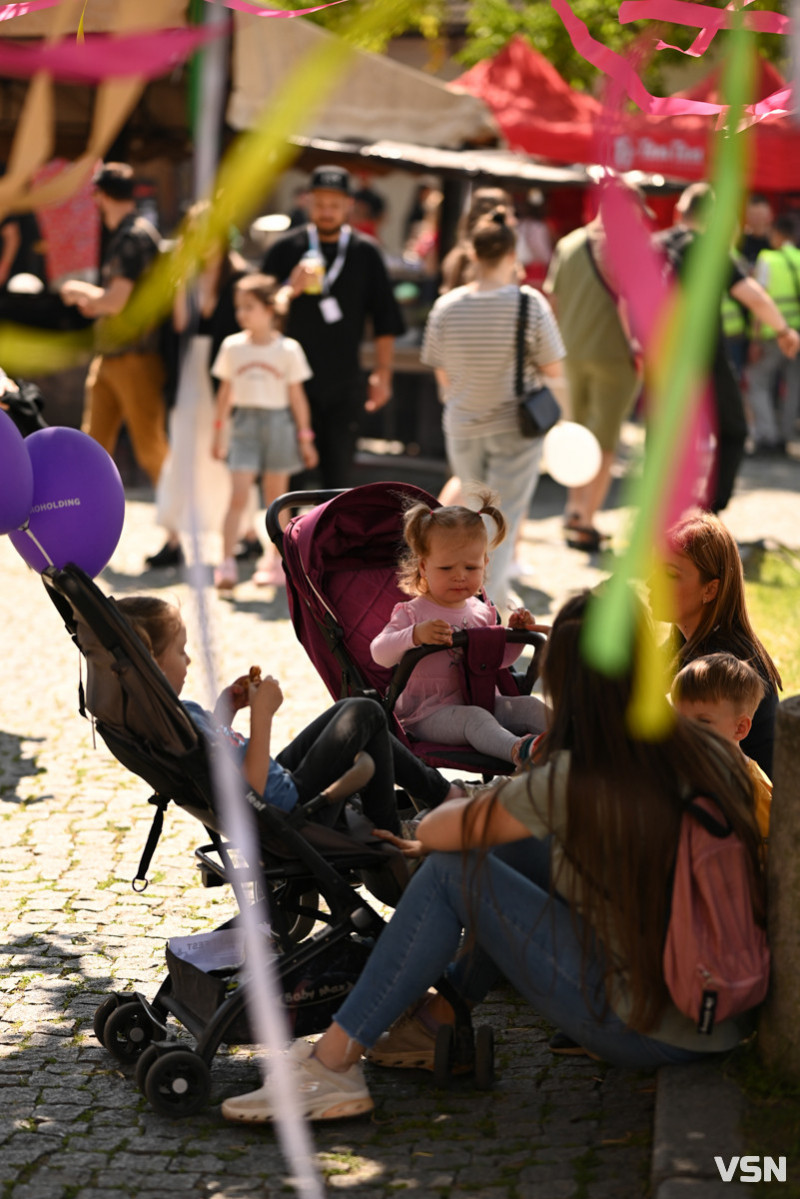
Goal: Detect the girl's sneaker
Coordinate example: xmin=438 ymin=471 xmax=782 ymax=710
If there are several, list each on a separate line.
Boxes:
xmin=221 ymin=1040 xmax=373 ymax=1123
xmin=214 ymin=559 xmax=237 ymax=591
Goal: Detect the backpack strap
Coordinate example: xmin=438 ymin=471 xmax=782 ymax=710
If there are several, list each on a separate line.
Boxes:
xmin=515 ymin=287 xmax=528 ymax=399
xmin=684 ymin=792 xmax=732 ymax=840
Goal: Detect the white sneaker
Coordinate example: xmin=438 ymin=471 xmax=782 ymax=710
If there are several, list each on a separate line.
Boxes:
xmin=221 ymin=1040 xmax=373 ymax=1124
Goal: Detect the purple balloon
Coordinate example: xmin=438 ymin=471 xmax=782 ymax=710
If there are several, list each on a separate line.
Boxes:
xmin=0 ymin=406 xmax=34 ymax=534
xmin=8 ymin=427 xmax=125 ymax=577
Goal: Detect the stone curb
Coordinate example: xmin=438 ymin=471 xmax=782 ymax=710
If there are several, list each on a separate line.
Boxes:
xmin=652 ymin=1062 xmax=747 ymax=1197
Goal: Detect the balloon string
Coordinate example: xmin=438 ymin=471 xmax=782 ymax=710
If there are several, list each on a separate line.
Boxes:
xmin=20 ymin=521 xmax=54 ymax=567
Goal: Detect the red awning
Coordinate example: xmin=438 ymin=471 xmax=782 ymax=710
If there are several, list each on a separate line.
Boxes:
xmin=452 ymin=37 xmax=800 ymax=192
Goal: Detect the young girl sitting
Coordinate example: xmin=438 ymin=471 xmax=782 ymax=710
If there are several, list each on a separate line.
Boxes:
xmin=211 ymin=273 xmax=318 ymax=592
xmin=115 ymin=596 xmax=401 ymax=834
xmin=370 ymin=491 xmax=548 ymax=766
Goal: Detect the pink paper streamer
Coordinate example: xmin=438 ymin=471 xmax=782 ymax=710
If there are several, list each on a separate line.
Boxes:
xmin=210 ymin=0 xmax=348 ymax=14
xmin=550 ymin=0 xmax=721 ymax=116
xmin=0 ymin=24 xmax=229 ymax=83
xmin=620 ymin=0 xmax=788 ymax=39
xmin=664 ymin=0 xmax=756 ymax=58
xmin=599 ymin=180 xmax=712 ymax=520
xmin=551 ymin=0 xmax=794 ymax=121
xmin=0 ymin=0 xmax=60 ymax=21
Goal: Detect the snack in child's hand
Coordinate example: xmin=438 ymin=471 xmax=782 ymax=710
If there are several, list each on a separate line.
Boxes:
xmin=234 ymin=665 xmax=262 ymax=690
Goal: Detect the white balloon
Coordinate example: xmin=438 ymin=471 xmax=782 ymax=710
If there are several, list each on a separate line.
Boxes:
xmin=543 ymin=422 xmax=602 ymax=488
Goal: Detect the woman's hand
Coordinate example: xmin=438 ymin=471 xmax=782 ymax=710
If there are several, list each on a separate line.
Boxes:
xmin=371 ymin=829 xmax=429 ymax=860
xmin=412 ymin=619 xmax=453 ymax=647
xmin=299 ymin=440 xmax=319 ymax=469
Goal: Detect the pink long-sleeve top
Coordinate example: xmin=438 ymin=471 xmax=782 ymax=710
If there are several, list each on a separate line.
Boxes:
xmin=370 ymin=594 xmax=523 ymax=729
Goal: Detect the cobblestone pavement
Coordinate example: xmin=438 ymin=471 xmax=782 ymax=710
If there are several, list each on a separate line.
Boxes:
xmin=1 ymin=441 xmax=797 ymax=1199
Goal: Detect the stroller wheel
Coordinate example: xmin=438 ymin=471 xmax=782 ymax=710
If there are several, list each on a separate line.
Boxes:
xmin=92 ymin=992 xmax=124 ymax=1045
xmin=474 ymin=1025 xmax=495 ymax=1091
xmin=144 ymin=1048 xmax=211 ymax=1118
xmin=102 ymin=1000 xmax=154 ymax=1063
xmin=257 ymin=880 xmax=319 ymax=945
xmin=134 ymin=1043 xmax=161 ymax=1093
xmin=433 ymin=1023 xmax=455 ymax=1088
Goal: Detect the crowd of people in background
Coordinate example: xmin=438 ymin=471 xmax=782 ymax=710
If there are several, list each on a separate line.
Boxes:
xmin=5 ymin=158 xmax=785 ymax=598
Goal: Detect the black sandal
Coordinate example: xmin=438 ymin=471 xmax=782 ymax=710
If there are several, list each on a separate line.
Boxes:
xmin=564 ymin=525 xmax=608 ymax=553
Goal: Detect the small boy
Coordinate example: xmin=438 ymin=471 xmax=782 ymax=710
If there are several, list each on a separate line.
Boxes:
xmin=671 ymin=652 xmax=771 ymax=841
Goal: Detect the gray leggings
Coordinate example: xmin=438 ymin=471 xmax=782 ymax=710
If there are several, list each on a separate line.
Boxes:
xmin=408 ymin=694 xmax=548 ymax=763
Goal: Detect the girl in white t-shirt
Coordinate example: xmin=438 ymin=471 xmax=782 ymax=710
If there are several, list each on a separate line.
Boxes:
xmin=212 ymin=274 xmax=317 ymax=590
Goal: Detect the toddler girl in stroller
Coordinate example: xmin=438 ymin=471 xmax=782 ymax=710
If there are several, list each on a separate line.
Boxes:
xmin=116 ymin=597 xmax=402 ymax=835
xmin=371 ymin=490 xmax=549 ymax=767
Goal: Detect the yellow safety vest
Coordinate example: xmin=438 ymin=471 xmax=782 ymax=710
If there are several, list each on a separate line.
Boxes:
xmin=755 ymin=246 xmax=800 ymax=338
xmin=721 ymin=292 xmax=747 ymax=338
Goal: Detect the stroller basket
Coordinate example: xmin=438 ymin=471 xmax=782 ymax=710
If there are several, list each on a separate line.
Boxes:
xmin=164 ymin=926 xmax=373 ymax=1046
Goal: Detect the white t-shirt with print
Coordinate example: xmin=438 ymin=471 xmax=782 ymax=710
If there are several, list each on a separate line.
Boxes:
xmin=211 ymin=332 xmax=312 ymax=410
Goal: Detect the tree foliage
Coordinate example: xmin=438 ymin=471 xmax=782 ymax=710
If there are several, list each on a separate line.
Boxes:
xmin=308 ymin=0 xmax=790 ymax=95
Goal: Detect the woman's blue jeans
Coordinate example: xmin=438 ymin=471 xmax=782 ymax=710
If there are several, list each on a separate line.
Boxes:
xmin=334 ymin=845 xmax=710 ymax=1069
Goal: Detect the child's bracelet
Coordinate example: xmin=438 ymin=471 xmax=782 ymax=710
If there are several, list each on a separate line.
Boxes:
xmin=297 ymin=428 xmax=315 ymax=441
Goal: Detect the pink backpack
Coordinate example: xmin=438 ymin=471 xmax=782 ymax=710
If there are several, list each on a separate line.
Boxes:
xmin=663 ymin=795 xmax=770 ymax=1035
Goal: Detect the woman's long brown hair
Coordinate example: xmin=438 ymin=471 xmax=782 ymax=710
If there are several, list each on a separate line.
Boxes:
xmin=464 ymin=589 xmax=766 ymax=1033
xmin=668 ymin=510 xmax=781 ymax=691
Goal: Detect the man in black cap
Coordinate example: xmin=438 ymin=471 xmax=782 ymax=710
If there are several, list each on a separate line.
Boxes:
xmin=262 ymin=165 xmax=404 ymax=488
xmin=61 ymin=163 xmax=171 ymax=546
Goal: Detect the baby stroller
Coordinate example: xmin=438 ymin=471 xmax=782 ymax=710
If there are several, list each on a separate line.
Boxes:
xmin=43 ymin=564 xmax=492 ymax=1115
xmin=266 ymin=482 xmax=546 ymax=779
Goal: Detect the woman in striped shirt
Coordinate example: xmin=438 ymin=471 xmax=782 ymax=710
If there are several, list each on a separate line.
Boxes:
xmin=422 ymin=207 xmax=567 ymax=610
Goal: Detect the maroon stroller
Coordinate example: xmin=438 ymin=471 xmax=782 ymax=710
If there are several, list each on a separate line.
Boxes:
xmin=266 ymin=482 xmax=545 ymax=778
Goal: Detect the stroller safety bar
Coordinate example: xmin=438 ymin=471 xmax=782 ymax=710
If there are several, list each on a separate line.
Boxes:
xmin=386 ymin=628 xmax=546 ymax=713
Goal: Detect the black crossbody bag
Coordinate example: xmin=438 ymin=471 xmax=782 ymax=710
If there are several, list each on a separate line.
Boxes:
xmin=516 ymin=288 xmax=562 ymax=439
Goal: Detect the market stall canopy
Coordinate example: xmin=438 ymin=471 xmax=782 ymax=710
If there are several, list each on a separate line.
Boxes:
xmin=228 ymin=12 xmax=499 ymax=148
xmin=452 ymin=36 xmax=708 ymax=179
xmin=288 ymin=134 xmax=588 ymax=185
xmin=451 ymin=35 xmax=602 ymax=165
xmin=453 ymin=36 xmax=800 ymax=191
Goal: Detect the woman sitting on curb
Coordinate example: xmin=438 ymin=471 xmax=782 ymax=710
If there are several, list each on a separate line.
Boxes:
xmin=221 ymin=589 xmax=766 ymax=1124
xmin=653 ymin=509 xmax=781 ymax=775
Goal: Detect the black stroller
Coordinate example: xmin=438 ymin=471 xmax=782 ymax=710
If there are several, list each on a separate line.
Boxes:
xmin=43 ymin=564 xmax=494 ymax=1115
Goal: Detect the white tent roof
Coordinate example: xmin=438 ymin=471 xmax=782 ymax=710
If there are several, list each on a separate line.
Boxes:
xmin=228 ymin=13 xmax=499 ymax=149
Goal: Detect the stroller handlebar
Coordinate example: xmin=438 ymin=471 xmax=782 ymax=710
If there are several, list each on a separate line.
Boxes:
xmin=265 ymin=489 xmax=345 ymax=553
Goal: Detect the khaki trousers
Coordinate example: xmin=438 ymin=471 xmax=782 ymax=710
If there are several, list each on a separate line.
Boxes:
xmin=82 ymin=351 xmax=168 ymax=485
